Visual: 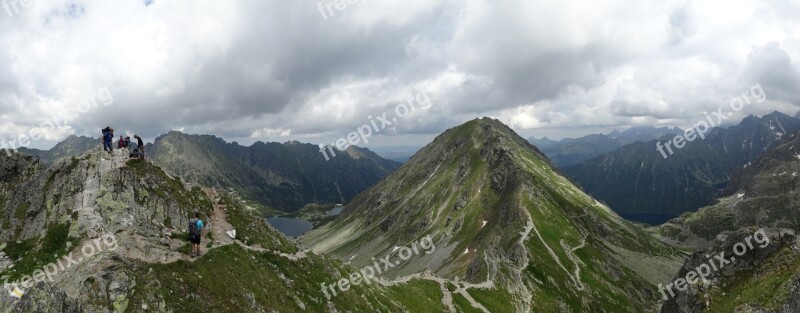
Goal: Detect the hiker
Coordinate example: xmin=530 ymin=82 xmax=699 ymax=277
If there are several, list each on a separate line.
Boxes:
xmin=129 ymin=148 xmax=143 ymax=159
xmin=117 ymin=136 xmax=126 ymax=149
xmin=188 ymin=212 xmax=205 ymax=257
xmin=101 ymin=127 xmax=114 ymax=153
xmin=124 ymin=136 xmax=131 ymax=149
xmin=134 ymin=135 xmax=145 ymax=159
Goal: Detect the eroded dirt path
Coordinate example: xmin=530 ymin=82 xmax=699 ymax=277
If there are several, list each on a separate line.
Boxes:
xmin=118 ymin=188 xmax=311 ymax=265
xmin=377 ymin=271 xmax=491 ymax=313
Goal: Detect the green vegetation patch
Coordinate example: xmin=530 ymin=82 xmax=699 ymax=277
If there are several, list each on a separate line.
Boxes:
xmin=0 ymin=222 xmax=80 ymax=281
xmin=125 ymin=159 xmax=211 ymax=213
xmin=381 ymin=280 xmax=447 ymax=312
xmin=706 ymin=247 xmax=800 ymax=312
xmin=127 ymin=244 xmax=443 ymax=313
xmin=467 ymin=288 xmax=516 ymax=313
xmin=452 ymin=292 xmax=484 ymax=313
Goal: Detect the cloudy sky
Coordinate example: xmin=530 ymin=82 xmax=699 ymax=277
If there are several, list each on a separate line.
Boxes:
xmin=1 ymin=0 xmax=799 ymax=151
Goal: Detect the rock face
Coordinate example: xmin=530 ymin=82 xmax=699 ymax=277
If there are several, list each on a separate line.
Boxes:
xmin=1 ymin=149 xmax=206 ymax=243
xmin=563 ymin=112 xmax=800 ymax=223
xmin=659 ymin=130 xmax=800 ymax=248
xmin=146 ymin=131 xmax=401 ymax=212
xmin=656 ymin=131 xmax=800 ymax=312
xmin=303 ymin=118 xmax=684 ymax=312
xmin=661 ymin=228 xmax=800 ymax=312
xmin=0 ymin=149 xmax=212 ymax=311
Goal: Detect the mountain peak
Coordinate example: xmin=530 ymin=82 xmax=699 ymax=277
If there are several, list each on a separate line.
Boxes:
xmin=429 ymin=117 xmax=549 ymax=166
xmin=764 ymin=110 xmax=793 ymax=120
xmin=304 ymin=118 xmax=676 ymax=312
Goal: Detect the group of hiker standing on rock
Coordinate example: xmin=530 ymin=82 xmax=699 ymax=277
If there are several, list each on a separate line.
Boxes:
xmin=102 ymin=127 xmax=208 ymax=257
xmin=101 ymin=126 xmax=146 ymax=159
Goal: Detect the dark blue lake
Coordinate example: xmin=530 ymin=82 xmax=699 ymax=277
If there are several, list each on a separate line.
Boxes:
xmin=267 ymin=217 xmax=313 ymax=237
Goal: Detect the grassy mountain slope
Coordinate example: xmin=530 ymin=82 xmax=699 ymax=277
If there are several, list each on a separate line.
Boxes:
xmin=303 ymin=118 xmax=683 ymax=312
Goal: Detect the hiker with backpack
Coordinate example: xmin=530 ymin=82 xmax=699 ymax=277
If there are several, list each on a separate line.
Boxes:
xmin=188 ymin=212 xmax=205 ymax=257
xmin=117 ymin=136 xmax=126 ymax=149
xmin=101 ymin=127 xmax=114 ymax=154
xmin=134 ymin=135 xmax=146 ymax=159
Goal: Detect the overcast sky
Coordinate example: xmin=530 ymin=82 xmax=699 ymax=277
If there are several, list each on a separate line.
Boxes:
xmin=1 ymin=0 xmax=799 ymax=151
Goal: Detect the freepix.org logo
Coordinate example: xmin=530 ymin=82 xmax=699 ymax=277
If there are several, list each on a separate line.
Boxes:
xmin=657 ymin=229 xmax=771 ymax=301
xmin=3 ymin=233 xmax=118 ymax=299
xmin=656 ymin=84 xmax=766 ymax=159
xmin=320 ymin=235 xmax=435 ymax=300
xmin=319 ymin=91 xmax=432 ymax=161
xmin=0 ymin=87 xmax=114 ymax=157
xmin=3 ymin=0 xmax=33 ymax=17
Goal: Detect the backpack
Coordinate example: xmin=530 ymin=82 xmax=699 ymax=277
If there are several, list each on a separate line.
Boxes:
xmin=188 ymin=218 xmax=200 ymax=239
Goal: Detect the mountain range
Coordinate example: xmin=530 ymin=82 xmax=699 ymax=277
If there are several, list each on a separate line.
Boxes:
xmin=529 ymin=126 xmax=683 ymax=167
xmin=18 ymin=135 xmax=99 ymax=165
xmin=146 ymin=131 xmax=401 ymax=212
xmin=16 ymin=132 xmax=401 ymax=213
xmin=4 ymin=116 xmax=800 ymax=312
xmin=563 ymin=112 xmax=800 ymax=225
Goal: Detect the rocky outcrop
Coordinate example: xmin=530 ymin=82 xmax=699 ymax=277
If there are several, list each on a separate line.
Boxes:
xmin=0 ymin=149 xmax=211 ymax=312
xmin=662 ymin=228 xmax=799 ymax=312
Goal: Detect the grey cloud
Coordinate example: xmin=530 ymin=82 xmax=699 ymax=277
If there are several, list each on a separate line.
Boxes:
xmin=1 ymin=0 xmax=800 ymax=147
xmin=742 ymin=42 xmax=800 ymax=105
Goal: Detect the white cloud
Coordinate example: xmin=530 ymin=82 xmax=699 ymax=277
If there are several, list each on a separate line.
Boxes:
xmin=0 ymin=0 xmax=799 ymax=149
